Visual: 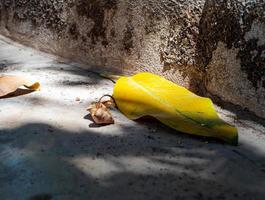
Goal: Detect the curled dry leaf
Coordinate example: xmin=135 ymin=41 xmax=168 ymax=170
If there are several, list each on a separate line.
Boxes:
xmin=0 ymin=75 xmax=40 ymax=97
xmin=87 ymin=102 xmax=114 ymax=125
xmin=101 ymin=99 xmax=115 ymax=108
xmin=87 ymin=95 xmax=116 ymax=125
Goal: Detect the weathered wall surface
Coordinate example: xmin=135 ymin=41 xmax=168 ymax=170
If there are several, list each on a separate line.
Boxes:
xmin=0 ymin=0 xmax=204 ymax=90
xmin=0 ymin=0 xmax=264 ymax=118
xmin=199 ymin=0 xmax=265 ymax=118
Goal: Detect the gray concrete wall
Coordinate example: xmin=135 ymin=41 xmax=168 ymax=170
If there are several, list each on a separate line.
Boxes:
xmin=0 ymin=0 xmax=264 ymax=118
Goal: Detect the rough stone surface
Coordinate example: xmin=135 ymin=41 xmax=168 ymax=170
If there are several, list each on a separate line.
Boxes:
xmin=0 ymin=0 xmax=264 ymax=118
xmin=199 ymin=0 xmax=265 ymax=118
xmin=1 ymin=34 xmax=265 ymax=200
xmin=0 ymin=0 xmax=205 ymax=89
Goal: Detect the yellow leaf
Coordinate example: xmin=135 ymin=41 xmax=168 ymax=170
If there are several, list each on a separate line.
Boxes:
xmin=113 ymin=72 xmax=238 ymax=145
xmin=0 ymin=75 xmax=40 ymax=97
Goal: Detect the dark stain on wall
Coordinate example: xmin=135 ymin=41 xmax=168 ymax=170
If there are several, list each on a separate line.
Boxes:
xmin=238 ymin=39 xmax=265 ymax=89
xmin=142 ymin=6 xmax=162 ymax=35
xmin=11 ymin=0 xmax=68 ymax=34
xmin=197 ymin=0 xmax=242 ymax=69
xmin=69 ymin=23 xmax=79 ymax=40
xmin=156 ymin=1 xmax=202 ymax=73
xmin=123 ymin=23 xmax=134 ymax=54
xmin=238 ymin=2 xmax=265 ymax=89
xmin=122 ymin=4 xmax=134 ymax=54
xmin=197 ymin=0 xmax=265 ymax=89
xmin=76 ymin=0 xmax=117 ymax=45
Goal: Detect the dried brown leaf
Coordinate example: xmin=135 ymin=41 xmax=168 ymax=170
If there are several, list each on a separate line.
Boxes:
xmin=0 ymin=75 xmax=40 ymax=97
xmin=101 ymin=99 xmax=115 ymax=108
xmin=87 ymin=102 xmax=114 ymax=125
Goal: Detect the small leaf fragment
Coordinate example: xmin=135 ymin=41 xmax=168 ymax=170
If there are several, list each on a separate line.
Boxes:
xmin=0 ymin=75 xmax=40 ymax=97
xmin=101 ymin=99 xmax=115 ymax=108
xmin=87 ymin=102 xmax=114 ymax=125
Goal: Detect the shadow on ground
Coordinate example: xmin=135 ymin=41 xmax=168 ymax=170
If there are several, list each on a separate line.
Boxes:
xmin=0 ymin=121 xmax=265 ymax=200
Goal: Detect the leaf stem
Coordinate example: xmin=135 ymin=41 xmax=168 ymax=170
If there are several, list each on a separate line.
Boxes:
xmin=98 ymin=94 xmax=117 ymax=107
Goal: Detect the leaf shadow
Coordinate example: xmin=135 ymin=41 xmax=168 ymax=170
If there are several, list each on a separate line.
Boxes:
xmin=83 ymin=113 xmax=110 ymax=128
xmin=0 ymin=88 xmax=35 ymax=99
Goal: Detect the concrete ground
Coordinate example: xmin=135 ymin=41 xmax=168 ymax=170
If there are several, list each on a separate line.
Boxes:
xmin=0 ymin=35 xmax=265 ymax=200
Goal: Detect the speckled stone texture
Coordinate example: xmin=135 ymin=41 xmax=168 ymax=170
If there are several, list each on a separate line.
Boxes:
xmin=199 ymin=0 xmax=265 ymax=118
xmin=0 ymin=0 xmax=264 ymax=118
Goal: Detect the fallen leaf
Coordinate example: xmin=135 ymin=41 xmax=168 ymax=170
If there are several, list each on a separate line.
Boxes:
xmin=113 ymin=72 xmax=238 ymax=145
xmin=0 ymin=75 xmax=40 ymax=97
xmin=99 ymin=94 xmax=116 ymax=108
xmin=101 ymin=99 xmax=115 ymax=108
xmin=87 ymin=95 xmax=115 ymax=125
